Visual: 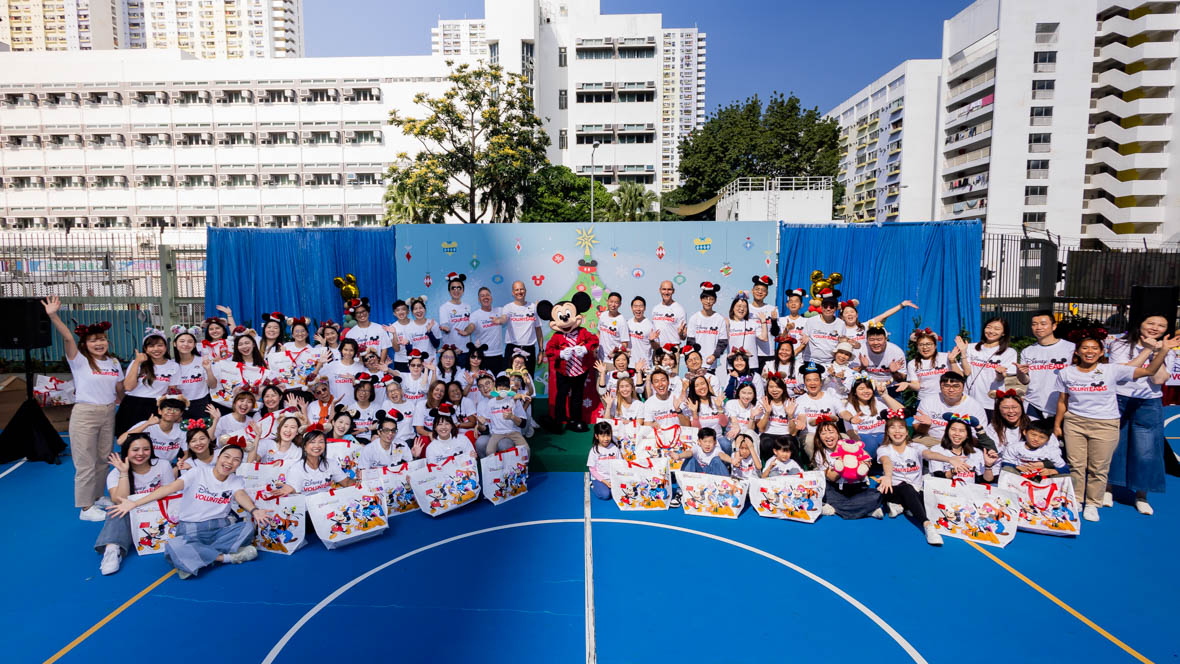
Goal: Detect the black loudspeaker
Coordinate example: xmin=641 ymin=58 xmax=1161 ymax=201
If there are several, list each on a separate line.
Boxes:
xmin=1129 ymin=285 xmax=1179 ymax=327
xmin=0 ymin=298 xmax=52 ymax=350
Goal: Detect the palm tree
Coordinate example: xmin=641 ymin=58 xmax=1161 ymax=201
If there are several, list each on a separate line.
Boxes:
xmin=384 ymin=179 xmax=427 ymax=224
xmin=610 ymin=181 xmax=659 ymax=221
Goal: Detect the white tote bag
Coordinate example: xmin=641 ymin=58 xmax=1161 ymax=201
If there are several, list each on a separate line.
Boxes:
xmin=674 ymin=470 xmax=746 ymax=518
xmin=306 ymin=484 xmax=389 ymax=550
xmin=923 ymin=476 xmax=1019 ymax=548
xmin=325 ymin=441 xmax=364 ymax=481
xmin=637 ymin=424 xmax=697 ymax=471
xmin=748 ymin=472 xmax=827 ymax=523
xmin=999 ymin=473 xmax=1081 ymax=537
xmin=129 ymin=492 xmax=182 ymax=556
xmin=252 ymin=491 xmax=308 ymax=555
xmin=480 ymin=445 xmax=530 ymax=505
xmin=409 ymin=453 xmax=481 ymax=517
xmin=232 ymin=460 xmax=288 ymax=516
xmin=33 ymin=375 xmax=75 ymax=406
xmin=609 ymin=457 xmax=671 ymax=511
xmin=597 ymin=417 xmax=651 ymax=462
xmin=360 ymin=462 xmax=419 ymax=516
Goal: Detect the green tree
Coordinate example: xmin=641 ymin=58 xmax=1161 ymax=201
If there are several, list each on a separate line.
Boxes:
xmin=519 ymin=165 xmax=613 ymax=222
xmin=382 ymin=176 xmax=443 ymax=224
xmin=385 ymin=61 xmax=550 ymax=223
xmin=672 ymin=92 xmax=841 ymax=218
xmin=609 ymin=181 xmax=659 ymax=221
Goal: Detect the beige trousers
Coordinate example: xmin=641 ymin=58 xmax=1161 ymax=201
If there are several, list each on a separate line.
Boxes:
xmin=487 ymin=432 xmax=528 ymax=456
xmin=912 ymin=434 xmax=941 ymax=448
xmin=69 ymin=402 xmax=116 ymax=508
xmin=1061 ymin=412 xmax=1120 ymax=508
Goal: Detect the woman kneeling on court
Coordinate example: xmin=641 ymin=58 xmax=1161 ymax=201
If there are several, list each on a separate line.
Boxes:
xmin=107 ymin=442 xmax=267 ymax=578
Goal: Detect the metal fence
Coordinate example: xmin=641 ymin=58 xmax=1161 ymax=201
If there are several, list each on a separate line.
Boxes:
xmin=980 ymin=232 xmax=1180 ymax=335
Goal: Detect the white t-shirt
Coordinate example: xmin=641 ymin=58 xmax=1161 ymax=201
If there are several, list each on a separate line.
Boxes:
xmin=67 ymin=352 xmax=124 ymax=405
xmin=403 ymin=320 xmax=438 ymax=357
xmin=861 ymin=342 xmax=906 ymax=382
xmin=268 ymin=344 xmax=322 ymax=389
xmin=907 ymin=353 xmax=951 ymax=402
xmin=927 ymin=446 xmax=986 ymax=480
xmin=842 ymin=322 xmax=868 ymax=349
xmin=763 ymin=400 xmax=794 ymax=435
xmin=877 ymin=443 xmax=925 ymax=489
xmin=131 ymin=420 xmax=186 ymax=464
xmin=609 ymin=398 xmax=645 ymax=421
xmin=469 ymin=307 xmax=506 ymax=357
xmin=802 ymin=316 xmax=844 ymax=364
xmin=650 ymin=301 xmax=686 ymax=346
xmin=1018 ymin=339 xmax=1075 ymax=413
xmin=322 ymin=360 xmax=361 ymax=407
xmin=359 ymin=440 xmax=413 ymax=469
xmin=400 ymin=372 xmax=431 ymax=405
xmin=691 ymin=441 xmax=722 ymax=468
xmin=385 ymin=401 xmax=416 ymax=443
xmin=726 ymin=319 xmax=760 ymax=366
xmin=477 ymin=397 xmax=527 ymax=435
xmin=1002 ymin=438 xmax=1066 ymax=468
xmin=176 ymin=463 xmax=244 ymax=522
xmin=916 ymin=393 xmax=987 ymax=441
xmin=352 ymin=400 xmax=385 ymax=442
xmin=587 ymin=443 xmax=621 ymax=482
xmin=255 ymin=438 xmax=303 ymax=464
xmin=842 ymin=398 xmax=887 ymax=437
xmin=125 ymin=359 xmax=181 ymax=399
xmin=173 ymin=357 xmax=210 ymax=401
xmin=1106 ymin=337 xmax=1172 ymax=400
xmin=778 ymin=313 xmax=807 ymax=339
xmin=1056 ymin=363 xmax=1136 ymax=420
xmin=387 ymin=320 xmax=414 ymax=364
xmin=748 ymin=302 xmax=779 ymax=357
xmin=642 ymin=394 xmax=681 ymax=427
xmin=213 ymin=413 xmax=254 ymax=441
xmin=438 ymin=301 xmax=472 ymax=348
xmin=626 ymin=317 xmax=655 ymax=369
xmin=412 ymin=400 xmax=448 ymax=432
xmin=724 ymin=400 xmax=759 ymax=434
xmin=106 ymin=459 xmax=173 ymax=493
xmin=597 ymin=312 xmax=629 ymax=360
xmin=282 ymin=458 xmax=347 ymax=495
xmin=764 ymin=456 xmax=804 ymax=477
xmin=686 ymin=311 xmax=728 ymax=363
xmin=502 ymin=302 xmax=539 ymax=346
xmin=344 ymin=323 xmax=392 ymax=355
xmin=965 ymin=345 xmax=1017 ymax=404
xmin=425 ymin=436 xmax=474 ymax=462
xmin=692 ymin=399 xmax=724 ymax=433
xmin=794 ymin=391 xmax=843 ymax=433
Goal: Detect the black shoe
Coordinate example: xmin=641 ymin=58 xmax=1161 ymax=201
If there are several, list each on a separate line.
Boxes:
xmin=568 ymin=421 xmax=588 ymax=433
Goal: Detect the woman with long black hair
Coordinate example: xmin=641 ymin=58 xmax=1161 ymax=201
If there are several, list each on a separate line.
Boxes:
xmin=93 ymin=433 xmax=177 ymax=575
xmin=116 ymin=328 xmax=179 ymax=435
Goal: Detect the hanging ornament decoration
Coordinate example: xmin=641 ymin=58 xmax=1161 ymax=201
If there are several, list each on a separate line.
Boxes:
xmin=693 ymin=236 xmax=712 ymax=255
xmin=591 ymin=284 xmax=603 ymax=300
xmin=743 ymin=236 xmax=754 ymax=251
xmin=423 ymin=272 xmax=433 ymax=288
xmin=514 ymin=238 xmax=522 ymax=253
xmin=610 ymin=246 xmax=619 ymax=258
xmin=491 ymin=274 xmax=504 ymax=285
xmin=632 ymin=266 xmax=646 ymax=279
xmin=764 ymin=250 xmax=773 ymax=267
xmin=656 ymin=242 xmax=666 ymax=260
xmin=673 ymin=272 xmax=686 ymax=286
xmin=404 ymin=245 xmax=413 ymax=262
xmin=576 ymin=283 xmax=587 ymax=293
xmin=719 ymin=262 xmax=733 ymax=277
xmin=470 ymin=253 xmax=480 ymax=270
xmin=441 ymin=241 xmax=458 ymax=256
xmin=552 ymin=253 xmax=565 ymax=264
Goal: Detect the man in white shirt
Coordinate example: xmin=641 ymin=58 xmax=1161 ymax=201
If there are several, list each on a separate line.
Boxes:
xmin=469 ymin=287 xmax=507 ymax=374
xmin=642 ymin=369 xmax=686 ymax=428
xmin=801 ymin=295 xmax=844 ymax=364
xmin=749 ymin=275 xmax=779 ymax=367
xmin=913 ymin=371 xmax=988 ymax=447
xmin=651 ymin=280 xmax=687 ymax=347
xmin=1015 ymin=310 xmax=1074 ymax=419
xmin=502 ymin=280 xmax=544 ymax=375
xmin=438 ymin=273 xmax=475 ymax=362
xmin=859 ymin=325 xmax=907 ymax=396
xmin=626 ymin=296 xmax=656 ymax=370
xmin=597 ymin=291 xmax=629 ymax=362
xmin=343 ymin=300 xmax=392 ymax=362
xmin=686 ymin=282 xmax=728 ymax=370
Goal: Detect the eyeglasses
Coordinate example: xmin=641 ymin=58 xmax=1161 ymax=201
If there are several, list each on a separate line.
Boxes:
xmin=449 ymin=285 xmax=463 ymax=291
xmin=379 ymin=427 xmax=397 ymax=434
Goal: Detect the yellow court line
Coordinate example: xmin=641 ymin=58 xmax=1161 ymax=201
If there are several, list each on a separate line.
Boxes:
xmin=43 ymin=569 xmax=175 ymax=664
xmin=966 ymin=541 xmax=1154 ymax=664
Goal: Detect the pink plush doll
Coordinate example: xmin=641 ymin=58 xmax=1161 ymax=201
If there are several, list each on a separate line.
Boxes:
xmin=831 ymin=439 xmax=871 ymax=482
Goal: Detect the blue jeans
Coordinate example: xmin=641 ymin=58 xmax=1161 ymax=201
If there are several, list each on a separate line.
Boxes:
xmin=1110 ymin=395 xmax=1165 ymax=494
xmin=680 ymin=456 xmax=728 ymax=476
xmin=715 ymin=435 xmax=733 ymax=455
xmin=591 ymin=478 xmax=612 ymax=500
xmin=857 ymin=433 xmax=884 ymax=460
xmin=94 ymin=514 xmax=133 ymax=555
xmin=164 ymin=517 xmax=254 ymax=577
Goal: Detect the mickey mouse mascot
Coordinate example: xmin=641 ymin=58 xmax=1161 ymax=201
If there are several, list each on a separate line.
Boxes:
xmin=540 ymin=292 xmax=599 ymax=433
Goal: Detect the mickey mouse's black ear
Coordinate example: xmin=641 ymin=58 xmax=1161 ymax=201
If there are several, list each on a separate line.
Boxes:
xmin=537 ymin=300 xmax=555 ymax=321
xmin=571 ymin=291 xmax=592 ymax=313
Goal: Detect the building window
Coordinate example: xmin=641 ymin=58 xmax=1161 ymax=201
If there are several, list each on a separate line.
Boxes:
xmin=558 ymin=46 xmax=566 ymax=67
xmin=1026 ymin=159 xmax=1049 ymax=178
xmin=1028 ymin=133 xmax=1051 ymax=153
xmin=1030 ymin=106 xmax=1053 ymax=125
xmin=1024 ymin=185 xmax=1048 ymax=204
xmin=1023 ymin=212 xmax=1046 ymax=225
xmin=1034 ymin=22 xmax=1059 ymax=45
xmin=489 ymin=41 xmax=499 ymax=65
xmin=559 ymin=129 xmax=568 ymax=149
xmin=1033 ymin=50 xmax=1057 ymax=73
xmin=576 ymin=91 xmax=612 ymax=104
xmin=559 ymin=89 xmax=567 ymax=110
xmin=1031 ymin=79 xmax=1055 ymax=99
xmin=618 ymin=91 xmax=654 ymax=103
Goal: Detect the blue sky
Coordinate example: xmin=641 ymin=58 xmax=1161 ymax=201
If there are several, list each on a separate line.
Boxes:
xmin=304 ymin=0 xmax=969 ymax=114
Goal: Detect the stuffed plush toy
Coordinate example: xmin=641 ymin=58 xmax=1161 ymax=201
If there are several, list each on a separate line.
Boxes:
xmin=830 ymin=438 xmax=871 ymax=482
xmin=540 ymin=292 xmax=599 ymax=433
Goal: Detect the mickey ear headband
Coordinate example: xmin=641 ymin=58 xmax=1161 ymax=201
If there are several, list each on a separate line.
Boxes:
xmin=943 ymin=412 xmax=981 ymax=428
xmin=466 ymin=342 xmax=489 ymax=353
xmin=302 ymin=421 xmax=327 ymax=434
xmin=511 ymin=347 xmax=531 ymax=359
xmin=318 ymin=319 xmax=340 ymax=330
xmin=344 ymin=298 xmax=370 ymax=314
xmin=752 ymin=275 xmax=774 ymax=287
xmin=332 ymin=403 xmax=359 ymax=419
xmin=260 ymin=311 xmax=285 ymax=325
xmin=445 ymin=272 xmax=467 ymax=284
xmin=439 ymin=344 xmax=459 ymax=354
xmin=407 ymin=349 xmax=430 ymax=361
xmin=376 ymin=409 xmax=405 ymax=424
xmin=786 ymin=288 xmax=807 ymax=300
xmin=680 ymin=343 xmax=701 ymax=356
xmin=660 ymin=343 xmax=680 ymax=354
xmin=431 ymin=402 xmax=455 ymax=417
xmin=169 ymin=324 xmax=202 ymax=339
xmin=74 ymin=320 xmax=113 ymax=337
xmin=699 ymin=281 xmax=720 ymax=297
xmin=222 ymin=434 xmax=248 ymax=450
xmin=839 ymin=299 xmax=859 ymax=310
xmin=775 ymin=334 xmax=798 ymax=345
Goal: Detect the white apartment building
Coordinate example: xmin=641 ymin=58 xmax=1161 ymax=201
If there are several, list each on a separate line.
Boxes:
xmin=0 ymin=49 xmax=451 ymax=230
xmin=826 ymin=59 xmax=942 ymax=223
xmin=430 ymin=19 xmax=489 ymax=57
xmin=0 ymin=0 xmax=121 ymax=51
xmin=659 ymin=27 xmax=706 ymax=191
xmin=937 ymin=0 xmax=1180 ymax=246
xmin=0 ymin=0 xmax=302 ymax=59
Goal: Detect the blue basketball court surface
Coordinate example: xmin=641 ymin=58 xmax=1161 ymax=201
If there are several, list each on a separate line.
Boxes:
xmin=4 ymin=407 xmax=1179 ymax=664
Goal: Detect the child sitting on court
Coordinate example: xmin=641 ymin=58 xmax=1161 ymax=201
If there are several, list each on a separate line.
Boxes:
xmin=762 ymin=434 xmax=804 ymax=477
xmin=587 ymin=421 xmax=621 ymax=500
xmin=730 ymin=430 xmax=763 ymax=479
xmin=1001 ymin=418 xmax=1068 ymax=476
xmin=674 ymin=427 xmax=730 ymax=476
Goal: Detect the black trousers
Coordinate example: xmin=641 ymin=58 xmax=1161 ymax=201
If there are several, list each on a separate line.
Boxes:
xmin=554 ymin=372 xmax=588 ymax=424
xmin=504 ymin=343 xmax=538 ymax=375
xmin=481 ymin=354 xmax=507 ymax=377
xmin=882 ymin=481 xmax=927 ymax=522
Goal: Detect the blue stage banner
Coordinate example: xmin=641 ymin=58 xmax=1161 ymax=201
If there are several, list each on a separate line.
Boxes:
xmin=776 ymin=220 xmax=983 ymax=349
xmin=204 ymin=227 xmax=398 ymax=329
xmin=393 ymin=221 xmax=780 ymax=332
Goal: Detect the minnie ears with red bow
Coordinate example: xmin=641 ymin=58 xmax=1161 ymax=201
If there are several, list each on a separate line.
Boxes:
xmin=74 ymin=321 xmax=112 ymax=337
xmin=880 ymin=408 xmax=907 ymax=421
xmin=699 ymin=281 xmax=721 ymax=297
xmin=910 ymin=328 xmax=942 ymax=343
xmin=303 ymin=421 xmax=328 ymax=435
xmin=751 ymin=275 xmax=774 ymax=287
xmin=319 ymin=319 xmax=340 ymax=330
xmin=222 ymin=434 xmax=248 ymax=449
xmin=613 ymin=369 xmax=637 ymax=379
xmin=180 ymin=417 xmax=210 ymax=432
xmin=775 ymin=334 xmax=798 ymax=345
xmin=439 ymin=344 xmax=459 ymax=354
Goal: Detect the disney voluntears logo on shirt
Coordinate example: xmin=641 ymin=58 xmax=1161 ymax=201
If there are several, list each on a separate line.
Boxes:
xmin=194 ymin=485 xmax=233 ymax=505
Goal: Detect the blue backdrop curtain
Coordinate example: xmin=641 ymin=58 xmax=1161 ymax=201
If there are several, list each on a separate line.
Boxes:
xmin=776 ymin=221 xmax=982 ymax=350
xmin=205 ymin=228 xmax=397 ymax=329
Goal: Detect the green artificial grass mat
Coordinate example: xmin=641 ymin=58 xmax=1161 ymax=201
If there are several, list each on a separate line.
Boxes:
xmin=527 ymin=400 xmax=592 ymax=473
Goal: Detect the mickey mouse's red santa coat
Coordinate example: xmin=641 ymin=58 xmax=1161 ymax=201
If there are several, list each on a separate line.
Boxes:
xmin=540 ymin=292 xmax=599 ymax=433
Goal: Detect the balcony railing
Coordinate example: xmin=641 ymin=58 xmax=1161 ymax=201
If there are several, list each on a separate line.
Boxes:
xmin=944 ymin=145 xmax=991 ymax=168
xmin=946 ymin=68 xmax=995 ymax=100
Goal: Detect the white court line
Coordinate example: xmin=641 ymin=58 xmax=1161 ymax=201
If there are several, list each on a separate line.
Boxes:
xmin=583 ymin=474 xmax=597 ymax=664
xmin=0 ymin=458 xmax=27 ymax=480
xmin=264 ymin=517 xmax=928 ymax=664
xmin=1165 ymin=414 xmax=1179 ymax=428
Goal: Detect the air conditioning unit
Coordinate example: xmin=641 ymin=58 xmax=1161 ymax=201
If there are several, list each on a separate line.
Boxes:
xmin=300 ymin=131 xmax=312 ymax=141
xmin=344 ymin=130 xmax=356 ymax=141
xmin=263 ymin=215 xmax=275 ymax=223
xmin=304 ymin=175 xmax=316 ymax=185
xmin=203 ymin=175 xmax=215 ymax=184
xmin=218 ymin=175 xmax=230 ymax=186
xmin=213 ymin=90 xmax=226 ymax=101
xmin=220 ymin=215 xmax=233 ymax=224
xmin=346 ymin=214 xmax=359 ymax=222
xmin=371 ymin=88 xmax=381 ymax=100
xmin=215 ymin=132 xmax=228 ymax=144
xmin=332 ymin=214 xmax=343 ymax=222
xmin=248 ymin=215 xmax=259 ymax=223
xmin=85 ymin=175 xmax=98 ymax=184
xmin=342 ymin=87 xmax=354 ymax=97
xmin=260 ymin=135 xmax=273 ymax=145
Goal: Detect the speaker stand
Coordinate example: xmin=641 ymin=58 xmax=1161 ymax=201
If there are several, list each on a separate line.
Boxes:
xmin=0 ymin=347 xmax=65 ymax=464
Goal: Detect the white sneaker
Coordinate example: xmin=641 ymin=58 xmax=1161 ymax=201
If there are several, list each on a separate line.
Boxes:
xmin=99 ymin=546 xmax=122 ymax=575
xmin=1083 ymin=505 xmax=1100 ymax=522
xmin=887 ymin=503 xmax=905 ymax=518
xmin=870 ymin=507 xmax=884 ymax=520
xmin=95 ymin=496 xmax=113 ymax=508
xmin=821 ymin=504 xmax=836 ymax=516
xmin=1135 ymin=500 xmax=1154 ymax=516
xmin=1102 ymin=491 xmax=1113 ymax=508
xmin=224 ymin=545 xmax=258 ymax=564
xmin=924 ymin=523 xmax=943 ymax=546
xmin=177 ymin=569 xmax=193 ymax=579
xmin=79 ymin=505 xmax=107 ymax=522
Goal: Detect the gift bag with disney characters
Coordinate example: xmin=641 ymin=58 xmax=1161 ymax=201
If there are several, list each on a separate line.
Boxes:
xmin=326 ymin=441 xmax=363 ymax=481
xmin=409 ymin=453 xmax=481 ymax=517
xmin=674 ymin=470 xmax=746 ymax=518
xmin=748 ymin=472 xmax=827 ymax=523
xmin=129 ymin=492 xmax=182 ymax=555
xmin=306 ymin=483 xmax=389 ymax=550
xmin=33 ymin=375 xmax=75 ymax=406
xmin=252 ymin=491 xmax=308 ymax=555
xmin=923 ymin=476 xmax=1019 ymax=548
xmin=999 ymin=473 xmax=1081 ymax=537
xmin=609 ymin=457 xmax=670 ymax=511
xmin=637 ymin=424 xmax=697 ymax=471
xmin=231 ymin=460 xmax=288 ymax=516
xmin=480 ymin=445 xmax=530 ymax=505
xmin=360 ymin=462 xmax=419 ymax=515
xmin=597 ymin=417 xmax=651 ymax=462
